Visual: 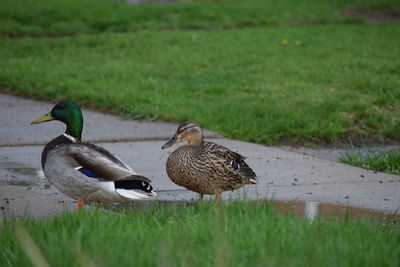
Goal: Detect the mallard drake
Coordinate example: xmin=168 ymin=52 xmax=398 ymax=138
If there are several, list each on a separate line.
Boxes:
xmin=162 ymin=121 xmax=257 ymax=203
xmin=31 ymin=100 xmax=156 ymax=211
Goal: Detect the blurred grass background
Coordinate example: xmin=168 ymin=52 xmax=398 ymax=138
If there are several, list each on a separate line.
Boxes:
xmin=1 ymin=0 xmax=399 ymax=37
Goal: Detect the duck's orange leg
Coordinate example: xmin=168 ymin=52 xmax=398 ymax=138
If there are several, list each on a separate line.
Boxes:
xmin=95 ymin=201 xmax=102 ymax=211
xmin=214 ymin=191 xmax=222 ymax=204
xmin=77 ymin=198 xmax=85 ymax=213
xmin=199 ymin=193 xmax=204 ymax=204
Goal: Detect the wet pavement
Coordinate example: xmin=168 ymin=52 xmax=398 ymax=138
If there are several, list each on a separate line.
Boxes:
xmin=0 ymin=94 xmax=399 ymax=221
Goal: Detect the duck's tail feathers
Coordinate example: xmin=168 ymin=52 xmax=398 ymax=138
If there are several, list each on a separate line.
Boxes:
xmin=118 ymin=174 xmax=151 ymax=183
xmin=114 ymin=175 xmax=157 ymax=198
xmin=116 ymin=188 xmax=156 ymax=199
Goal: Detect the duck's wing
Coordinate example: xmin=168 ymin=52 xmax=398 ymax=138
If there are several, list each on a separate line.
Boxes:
xmin=203 ymin=142 xmax=257 ymax=183
xmin=65 ymin=142 xmax=138 ymax=181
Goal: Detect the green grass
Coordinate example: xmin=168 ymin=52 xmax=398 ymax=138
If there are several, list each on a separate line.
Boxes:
xmin=340 ymin=148 xmax=400 ymax=175
xmin=1 ymin=202 xmax=399 ymax=267
xmin=0 ymin=0 xmax=399 ymax=144
xmin=1 ymin=24 xmax=399 ymax=144
xmin=1 ymin=0 xmax=400 ymax=37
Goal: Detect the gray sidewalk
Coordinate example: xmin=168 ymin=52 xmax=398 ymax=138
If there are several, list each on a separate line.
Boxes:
xmin=1 ymin=94 xmax=399 ymax=220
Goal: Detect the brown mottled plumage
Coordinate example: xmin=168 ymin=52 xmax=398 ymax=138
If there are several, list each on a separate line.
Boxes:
xmin=162 ymin=121 xmax=257 ymax=203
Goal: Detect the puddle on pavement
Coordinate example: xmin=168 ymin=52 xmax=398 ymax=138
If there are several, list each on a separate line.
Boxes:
xmin=0 ymin=162 xmax=49 ymax=189
xmin=0 ymin=160 xmax=38 ymax=177
xmin=125 ymin=0 xmax=174 ymax=4
xmin=4 ymin=166 xmax=37 ymax=177
xmin=268 ymin=200 xmax=397 ymax=222
xmin=113 ymin=199 xmax=398 ymax=223
xmin=0 ymin=179 xmax=34 ymax=187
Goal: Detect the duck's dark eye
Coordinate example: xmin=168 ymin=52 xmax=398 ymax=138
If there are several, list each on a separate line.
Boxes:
xmin=230 ymin=160 xmax=239 ymax=169
xmin=58 ymin=104 xmax=65 ymax=109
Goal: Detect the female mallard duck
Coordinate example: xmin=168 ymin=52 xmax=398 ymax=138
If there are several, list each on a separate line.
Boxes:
xmin=31 ymin=100 xmax=156 ymax=211
xmin=162 ymin=121 xmax=257 ymax=203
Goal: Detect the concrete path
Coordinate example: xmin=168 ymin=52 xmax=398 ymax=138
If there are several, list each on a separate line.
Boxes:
xmin=1 ymin=94 xmax=399 ymax=221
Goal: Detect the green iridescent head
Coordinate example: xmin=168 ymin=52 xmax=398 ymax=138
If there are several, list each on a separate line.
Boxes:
xmin=31 ymin=100 xmax=83 ymax=140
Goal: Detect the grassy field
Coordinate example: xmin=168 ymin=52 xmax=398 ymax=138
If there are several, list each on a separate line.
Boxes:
xmin=1 ymin=0 xmax=399 ymax=37
xmin=0 ymin=0 xmax=399 ymax=146
xmin=1 ymin=202 xmax=399 ymax=267
xmin=1 ymin=23 xmax=399 ymax=144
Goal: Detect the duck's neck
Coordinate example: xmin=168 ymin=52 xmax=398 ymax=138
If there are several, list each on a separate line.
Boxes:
xmin=187 ymin=138 xmax=203 ymax=153
xmin=65 ymin=118 xmax=83 ymax=141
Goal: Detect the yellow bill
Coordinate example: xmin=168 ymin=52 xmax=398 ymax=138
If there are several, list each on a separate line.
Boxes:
xmin=31 ymin=112 xmax=54 ymax=124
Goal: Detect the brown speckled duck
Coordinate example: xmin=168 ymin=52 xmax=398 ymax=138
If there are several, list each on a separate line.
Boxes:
xmin=162 ymin=121 xmax=257 ymax=203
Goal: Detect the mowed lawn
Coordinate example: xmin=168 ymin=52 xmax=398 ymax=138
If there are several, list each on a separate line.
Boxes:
xmin=1 ymin=0 xmax=399 ymax=37
xmin=0 ymin=24 xmax=399 ymax=144
xmin=1 ymin=203 xmax=399 ymax=267
xmin=0 ymin=0 xmax=399 ymax=144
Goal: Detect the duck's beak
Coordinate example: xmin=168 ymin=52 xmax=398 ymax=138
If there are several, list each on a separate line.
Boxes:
xmin=31 ymin=112 xmax=54 ymax=124
xmin=162 ymin=134 xmax=178 ymax=149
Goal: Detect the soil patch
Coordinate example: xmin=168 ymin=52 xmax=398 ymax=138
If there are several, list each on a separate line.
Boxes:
xmin=342 ymin=8 xmax=400 ymax=24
